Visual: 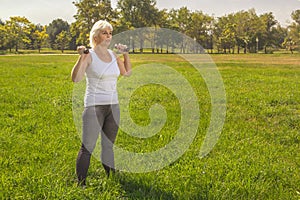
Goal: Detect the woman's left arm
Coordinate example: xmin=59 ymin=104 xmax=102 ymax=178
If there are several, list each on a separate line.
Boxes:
xmin=115 ymin=52 xmax=132 ymax=77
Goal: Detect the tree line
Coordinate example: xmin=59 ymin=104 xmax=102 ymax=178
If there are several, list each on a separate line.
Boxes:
xmin=0 ymin=0 xmax=299 ymax=54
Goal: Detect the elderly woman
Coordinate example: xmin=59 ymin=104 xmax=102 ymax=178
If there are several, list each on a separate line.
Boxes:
xmin=71 ymin=20 xmax=131 ymax=186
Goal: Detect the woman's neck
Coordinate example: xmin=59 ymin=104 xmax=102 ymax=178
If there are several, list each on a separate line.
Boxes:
xmin=93 ymin=45 xmax=112 ymax=63
xmin=93 ymin=45 xmax=108 ymax=53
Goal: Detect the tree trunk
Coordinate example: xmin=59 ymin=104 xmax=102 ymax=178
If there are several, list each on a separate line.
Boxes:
xmin=264 ymin=46 xmax=267 ymax=54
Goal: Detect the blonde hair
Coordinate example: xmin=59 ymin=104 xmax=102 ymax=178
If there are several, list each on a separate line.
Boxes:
xmin=89 ymin=20 xmax=113 ymax=48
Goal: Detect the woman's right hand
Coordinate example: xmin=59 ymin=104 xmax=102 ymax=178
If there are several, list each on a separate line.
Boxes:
xmin=77 ymin=46 xmax=87 ymax=55
xmin=71 ymin=46 xmax=91 ymax=82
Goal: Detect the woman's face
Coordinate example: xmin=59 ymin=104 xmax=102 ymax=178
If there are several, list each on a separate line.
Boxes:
xmin=94 ymin=28 xmax=113 ymax=47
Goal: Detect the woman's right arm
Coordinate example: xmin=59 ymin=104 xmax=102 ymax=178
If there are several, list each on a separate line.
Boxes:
xmin=71 ymin=46 xmax=91 ymax=82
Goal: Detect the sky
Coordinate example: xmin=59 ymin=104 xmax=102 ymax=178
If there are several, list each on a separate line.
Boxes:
xmin=1 ymin=0 xmax=299 ymax=27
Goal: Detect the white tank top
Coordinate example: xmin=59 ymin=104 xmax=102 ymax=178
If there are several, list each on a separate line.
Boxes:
xmin=84 ymin=49 xmax=120 ymax=107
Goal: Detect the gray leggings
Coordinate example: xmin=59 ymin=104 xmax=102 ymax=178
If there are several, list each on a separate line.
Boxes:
xmin=76 ymin=104 xmax=120 ymax=182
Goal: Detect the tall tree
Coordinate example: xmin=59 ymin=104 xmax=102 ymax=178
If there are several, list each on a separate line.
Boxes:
xmin=33 ymin=25 xmax=49 ymax=53
xmin=215 ymin=14 xmax=237 ymax=53
xmin=232 ymin=9 xmax=262 ymax=53
xmin=55 ymin=30 xmax=71 ymax=53
xmin=232 ymin=11 xmax=249 ymax=53
xmin=187 ymin=11 xmax=213 ymax=52
xmin=290 ymin=10 xmax=300 ymax=44
xmin=167 ymin=7 xmax=192 ymax=53
xmin=25 ymin=23 xmax=41 ymax=50
xmin=272 ymin=25 xmax=288 ymax=49
xmin=46 ymin=19 xmax=70 ymax=49
xmin=4 ymin=16 xmax=32 ymax=52
xmin=155 ymin=9 xmax=170 ymax=28
xmin=291 ymin=10 xmax=300 ymax=25
xmin=259 ymin=12 xmax=278 ymax=53
xmin=283 ymin=10 xmax=300 ymax=53
xmin=116 ymin=0 xmax=159 ymax=52
xmin=168 ymin=7 xmax=191 ymax=33
xmin=0 ymin=22 xmax=6 ymax=50
xmin=117 ymin=0 xmax=159 ymax=28
xmin=72 ymin=0 xmax=115 ymax=46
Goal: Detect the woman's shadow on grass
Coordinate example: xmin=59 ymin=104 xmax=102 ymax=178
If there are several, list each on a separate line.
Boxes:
xmin=114 ymin=171 xmax=210 ymax=199
xmin=116 ymin=173 xmax=177 ymax=199
xmin=87 ymin=168 xmax=208 ymax=199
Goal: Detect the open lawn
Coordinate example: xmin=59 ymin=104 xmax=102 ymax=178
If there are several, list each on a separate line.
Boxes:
xmin=0 ymin=53 xmax=299 ymax=199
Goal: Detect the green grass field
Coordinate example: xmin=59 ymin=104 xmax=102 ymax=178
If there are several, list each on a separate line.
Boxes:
xmin=1 ymin=53 xmax=299 ymax=199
